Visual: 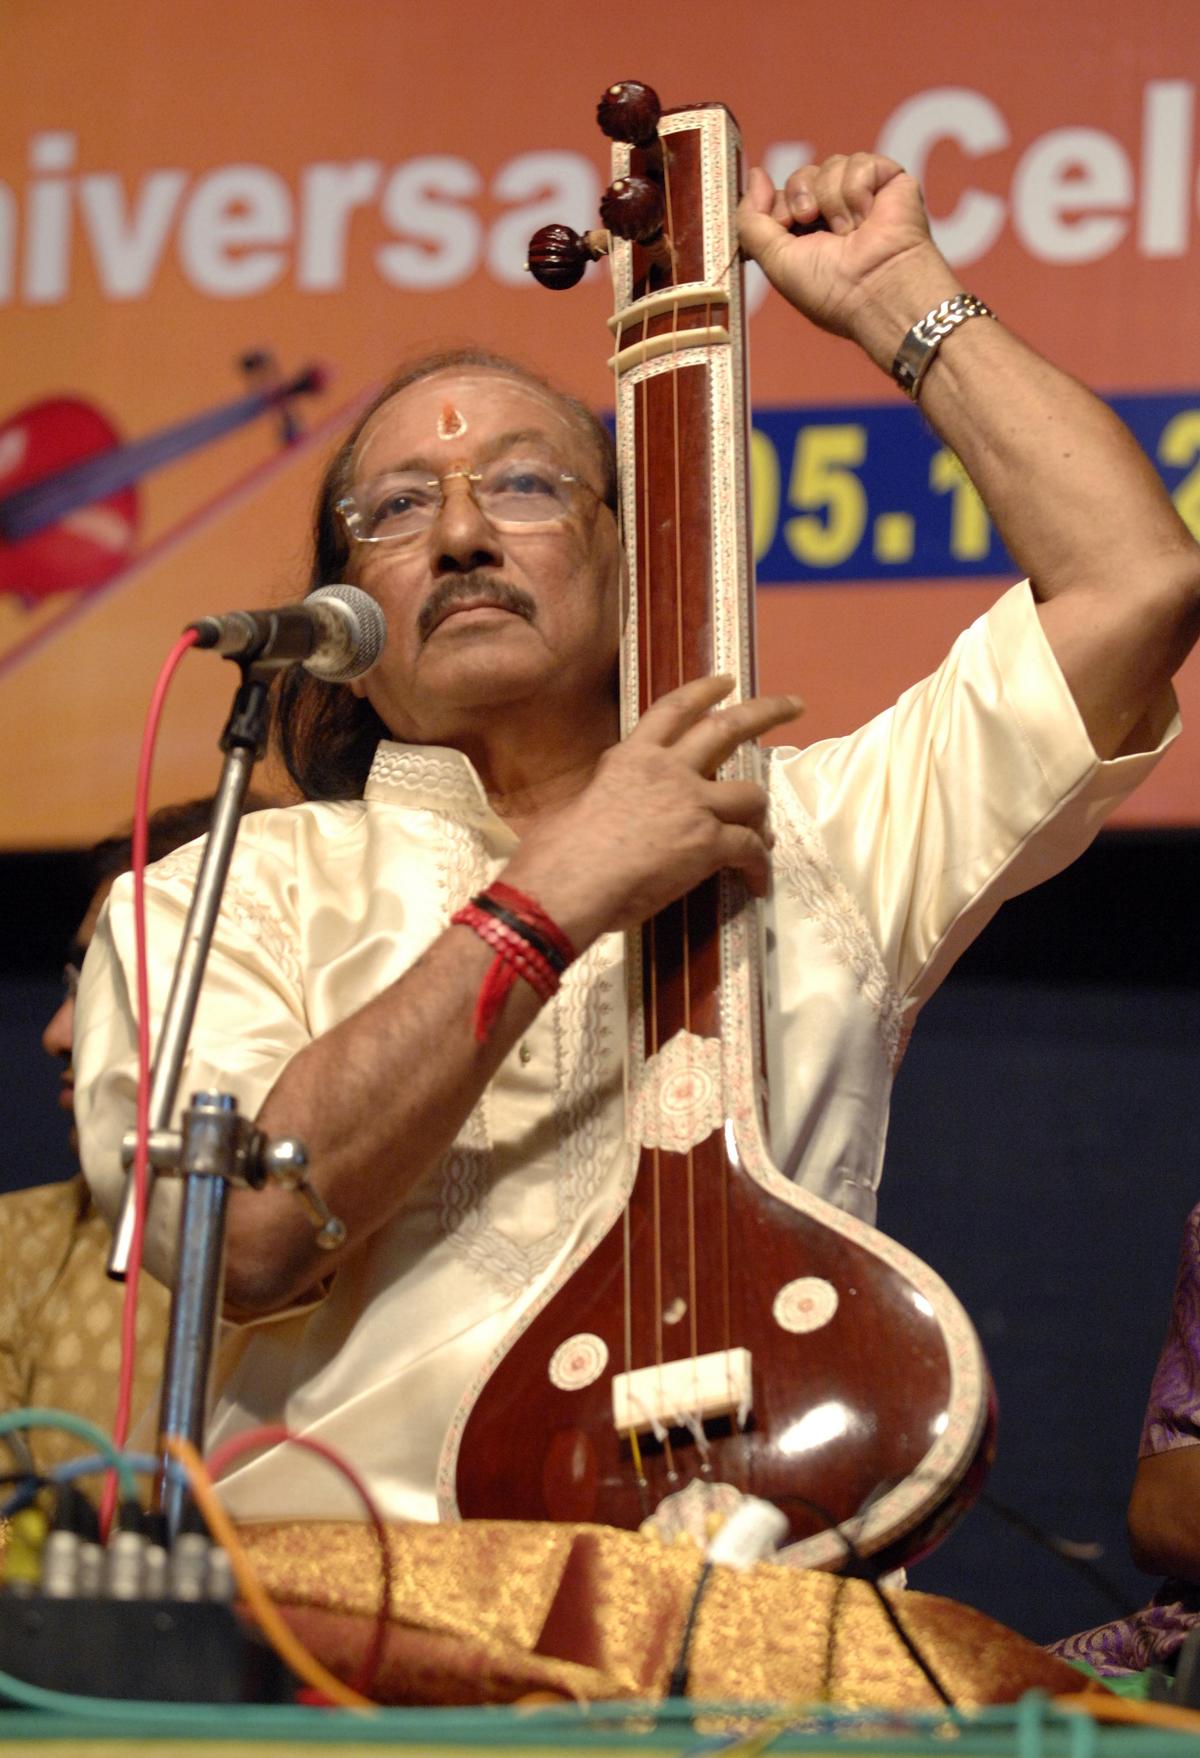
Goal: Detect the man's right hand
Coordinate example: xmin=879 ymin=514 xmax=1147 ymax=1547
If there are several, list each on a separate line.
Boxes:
xmin=227 ymin=677 xmax=799 ymax=1309
xmin=502 ymin=676 xmax=803 ymax=947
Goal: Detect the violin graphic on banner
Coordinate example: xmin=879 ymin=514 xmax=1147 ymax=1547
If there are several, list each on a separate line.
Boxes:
xmin=0 ymin=351 xmax=326 ymax=607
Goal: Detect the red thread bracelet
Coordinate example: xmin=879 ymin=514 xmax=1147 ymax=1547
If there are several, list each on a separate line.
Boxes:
xmin=483 ymin=880 xmax=575 ymax=968
xmin=451 ymin=883 xmax=576 ymax=1043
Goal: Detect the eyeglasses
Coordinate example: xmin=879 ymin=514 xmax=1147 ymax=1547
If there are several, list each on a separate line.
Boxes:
xmin=62 ymin=962 xmax=81 ymax=999
xmin=337 ymin=457 xmax=605 ymax=545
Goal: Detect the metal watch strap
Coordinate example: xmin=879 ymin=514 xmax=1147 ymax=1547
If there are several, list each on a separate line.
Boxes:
xmin=892 ymin=294 xmax=996 ymax=401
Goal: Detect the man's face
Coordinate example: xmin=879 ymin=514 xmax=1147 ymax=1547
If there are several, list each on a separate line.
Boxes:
xmin=42 ymin=878 xmax=113 ymax=1145
xmin=343 ymin=369 xmax=621 ymax=745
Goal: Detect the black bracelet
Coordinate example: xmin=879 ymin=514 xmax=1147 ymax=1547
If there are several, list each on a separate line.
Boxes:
xmin=467 ymin=892 xmax=570 ymax=974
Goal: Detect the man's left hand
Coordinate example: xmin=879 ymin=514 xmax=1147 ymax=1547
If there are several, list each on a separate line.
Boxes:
xmin=737 ymin=154 xmax=957 ymax=369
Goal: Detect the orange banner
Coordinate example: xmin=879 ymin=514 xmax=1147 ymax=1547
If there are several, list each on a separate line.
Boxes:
xmin=2 ymin=1 xmax=1199 ymax=843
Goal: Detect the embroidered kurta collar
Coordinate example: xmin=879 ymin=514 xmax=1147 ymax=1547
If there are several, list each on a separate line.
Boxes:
xmin=365 ymin=740 xmax=500 ymax=830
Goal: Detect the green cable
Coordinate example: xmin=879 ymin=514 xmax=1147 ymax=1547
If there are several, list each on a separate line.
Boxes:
xmin=0 ymin=1686 xmax=1191 ymax=1753
xmin=0 ymin=1672 xmax=782 ymax=1742
xmin=0 ymin=1663 xmax=406 ymax=1736
xmin=0 ymin=1408 xmax=139 ymax=1502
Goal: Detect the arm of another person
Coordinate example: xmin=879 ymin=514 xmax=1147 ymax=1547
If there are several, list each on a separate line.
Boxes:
xmin=1126 ymin=1205 xmax=1200 ymax=1581
xmin=1128 ymin=1449 xmax=1200 ymax=1581
xmin=738 ymin=155 xmax=1200 ymax=759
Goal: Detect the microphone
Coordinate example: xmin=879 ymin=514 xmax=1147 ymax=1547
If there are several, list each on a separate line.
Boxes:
xmin=187 ymin=583 xmax=387 ymax=682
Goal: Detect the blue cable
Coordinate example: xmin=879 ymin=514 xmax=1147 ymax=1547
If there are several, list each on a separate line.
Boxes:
xmin=0 ymin=1449 xmax=161 ymax=1518
xmin=0 ymin=1408 xmax=139 ymax=1500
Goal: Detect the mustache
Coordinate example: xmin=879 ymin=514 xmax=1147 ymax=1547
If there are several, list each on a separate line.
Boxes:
xmin=416 ymin=572 xmax=537 ymax=643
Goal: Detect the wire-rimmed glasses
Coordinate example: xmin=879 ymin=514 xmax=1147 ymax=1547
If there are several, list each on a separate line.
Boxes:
xmin=338 ymin=457 xmax=605 ymax=545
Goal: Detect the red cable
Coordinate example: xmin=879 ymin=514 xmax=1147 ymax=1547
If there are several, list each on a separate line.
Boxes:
xmin=99 ymin=628 xmax=200 ymax=1540
xmin=205 ymin=1425 xmax=394 ymax=1698
xmin=92 ymin=639 xmax=391 ymax=1707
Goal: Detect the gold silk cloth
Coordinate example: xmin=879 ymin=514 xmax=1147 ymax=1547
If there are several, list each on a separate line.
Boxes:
xmin=236 ymin=1518 xmax=1094 ymax=1709
xmin=0 ymin=1174 xmax=168 ymax=1478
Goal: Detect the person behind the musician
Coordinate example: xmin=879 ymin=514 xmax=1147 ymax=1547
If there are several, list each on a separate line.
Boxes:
xmin=1051 ymin=1201 xmax=1200 ymax=1676
xmin=75 ymin=150 xmax=1198 ymax=1524
xmin=0 ymin=798 xmax=265 ymax=1486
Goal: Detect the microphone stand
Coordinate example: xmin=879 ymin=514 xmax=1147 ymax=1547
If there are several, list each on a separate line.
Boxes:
xmin=107 ymin=661 xmax=343 ymax=1537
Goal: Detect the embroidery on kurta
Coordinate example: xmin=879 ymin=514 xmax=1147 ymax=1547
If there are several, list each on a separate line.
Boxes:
xmin=369 ymin=746 xmax=623 ymax=1297
xmin=368 ymin=745 xmax=491 ymax=823
xmin=440 ymin=942 xmax=621 ymax=1298
xmin=151 ymin=845 xmax=302 ymax=990
xmin=766 ymin=759 xmax=904 ymax=1071
xmin=551 ymin=935 xmax=622 ymax=1211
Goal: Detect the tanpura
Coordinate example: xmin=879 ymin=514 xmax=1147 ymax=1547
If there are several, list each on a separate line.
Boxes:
xmin=444 ymin=84 xmax=992 ymax=1576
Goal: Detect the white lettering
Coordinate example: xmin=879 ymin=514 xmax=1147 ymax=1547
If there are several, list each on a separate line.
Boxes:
xmin=877 ymin=88 xmax=1009 ymax=266
xmin=1140 ymin=80 xmax=1194 ymax=257
xmin=30 ymin=131 xmax=75 ymax=173
xmin=5 ymin=82 xmax=1199 ymax=312
xmin=763 ymin=141 xmax=816 ymax=188
xmin=376 ymin=156 xmax=481 ymax=290
xmin=0 ymin=182 xmax=15 ymax=302
xmin=77 ymin=171 xmax=187 ymax=298
xmin=1012 ymin=127 xmax=1131 ymax=263
xmin=748 ymin=143 xmax=819 ymax=315
xmin=745 ymin=258 xmax=768 ymax=316
xmin=178 ymin=165 xmax=292 ymax=297
xmin=488 ymin=150 xmax=598 ymax=285
xmin=24 ymin=130 xmax=76 ymax=304
xmin=298 ymin=160 xmax=381 ymax=291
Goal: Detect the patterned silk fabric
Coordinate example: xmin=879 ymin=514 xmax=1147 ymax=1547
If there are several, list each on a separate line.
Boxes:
xmin=0 ymin=1174 xmax=169 ymax=1479
xmin=235 ymin=1518 xmax=1093 ymax=1708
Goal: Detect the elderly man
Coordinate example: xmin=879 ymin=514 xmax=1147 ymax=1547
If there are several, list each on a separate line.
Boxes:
xmin=76 ymin=153 xmax=1198 ymax=1523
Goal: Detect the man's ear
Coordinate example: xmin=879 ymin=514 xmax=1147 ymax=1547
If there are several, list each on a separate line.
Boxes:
xmin=349 ymin=675 xmax=367 ymax=699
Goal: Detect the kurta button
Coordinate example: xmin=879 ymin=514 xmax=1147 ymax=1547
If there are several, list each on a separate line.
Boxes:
xmin=518 ymin=1041 xmax=532 ymax=1065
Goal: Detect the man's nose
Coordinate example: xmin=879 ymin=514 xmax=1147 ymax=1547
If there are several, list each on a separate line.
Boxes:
xmin=42 ymin=994 xmax=74 ymax=1061
xmin=430 ymin=475 xmax=505 ymax=575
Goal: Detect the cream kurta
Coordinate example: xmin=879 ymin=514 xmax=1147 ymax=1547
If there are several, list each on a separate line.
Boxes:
xmin=75 ymin=582 xmax=1174 ymax=1521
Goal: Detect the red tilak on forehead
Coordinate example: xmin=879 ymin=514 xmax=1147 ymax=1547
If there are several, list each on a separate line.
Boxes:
xmin=437 ymin=404 xmax=468 ymax=440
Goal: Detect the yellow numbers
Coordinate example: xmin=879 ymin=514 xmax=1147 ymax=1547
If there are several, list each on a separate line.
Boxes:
xmin=742 ymin=403 xmax=1200 ymax=577
xmin=1158 ymin=410 xmax=1200 ymax=540
xmin=750 ymin=427 xmax=780 ymax=564
xmin=929 ymin=448 xmax=991 ymax=560
xmin=747 ymin=421 xmax=1007 ymax=573
xmin=783 ymin=423 xmax=868 ymax=567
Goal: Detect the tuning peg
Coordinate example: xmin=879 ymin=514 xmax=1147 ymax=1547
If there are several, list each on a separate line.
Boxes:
xmin=599 ymin=175 xmax=666 ymax=245
xmin=597 ymin=80 xmax=662 ymax=147
xmin=526 ymin=223 xmax=610 ymax=291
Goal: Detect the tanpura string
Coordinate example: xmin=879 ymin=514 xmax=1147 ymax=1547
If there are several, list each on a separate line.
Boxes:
xmin=611 ymin=217 xmax=672 ymax=1478
xmin=609 ymin=253 xmax=638 ymax=1468
xmin=712 ymin=256 xmax=734 ymax=1389
xmin=639 ymin=351 xmax=672 ymax=1468
xmin=641 ymin=194 xmax=736 ymax=1386
xmin=704 ymin=193 xmax=741 ymax=1405
xmin=661 ymin=130 xmax=710 ymax=1427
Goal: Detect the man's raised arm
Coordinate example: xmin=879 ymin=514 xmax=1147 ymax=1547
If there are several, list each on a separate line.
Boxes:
xmin=738 ymin=153 xmax=1200 ymax=758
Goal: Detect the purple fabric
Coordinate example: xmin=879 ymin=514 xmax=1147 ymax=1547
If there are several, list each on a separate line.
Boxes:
xmin=1047 ymin=1202 xmax=1200 ymax=1676
xmin=1048 ymin=1585 xmax=1200 ymax=1676
xmin=1140 ymin=1204 xmax=1200 ymax=1456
